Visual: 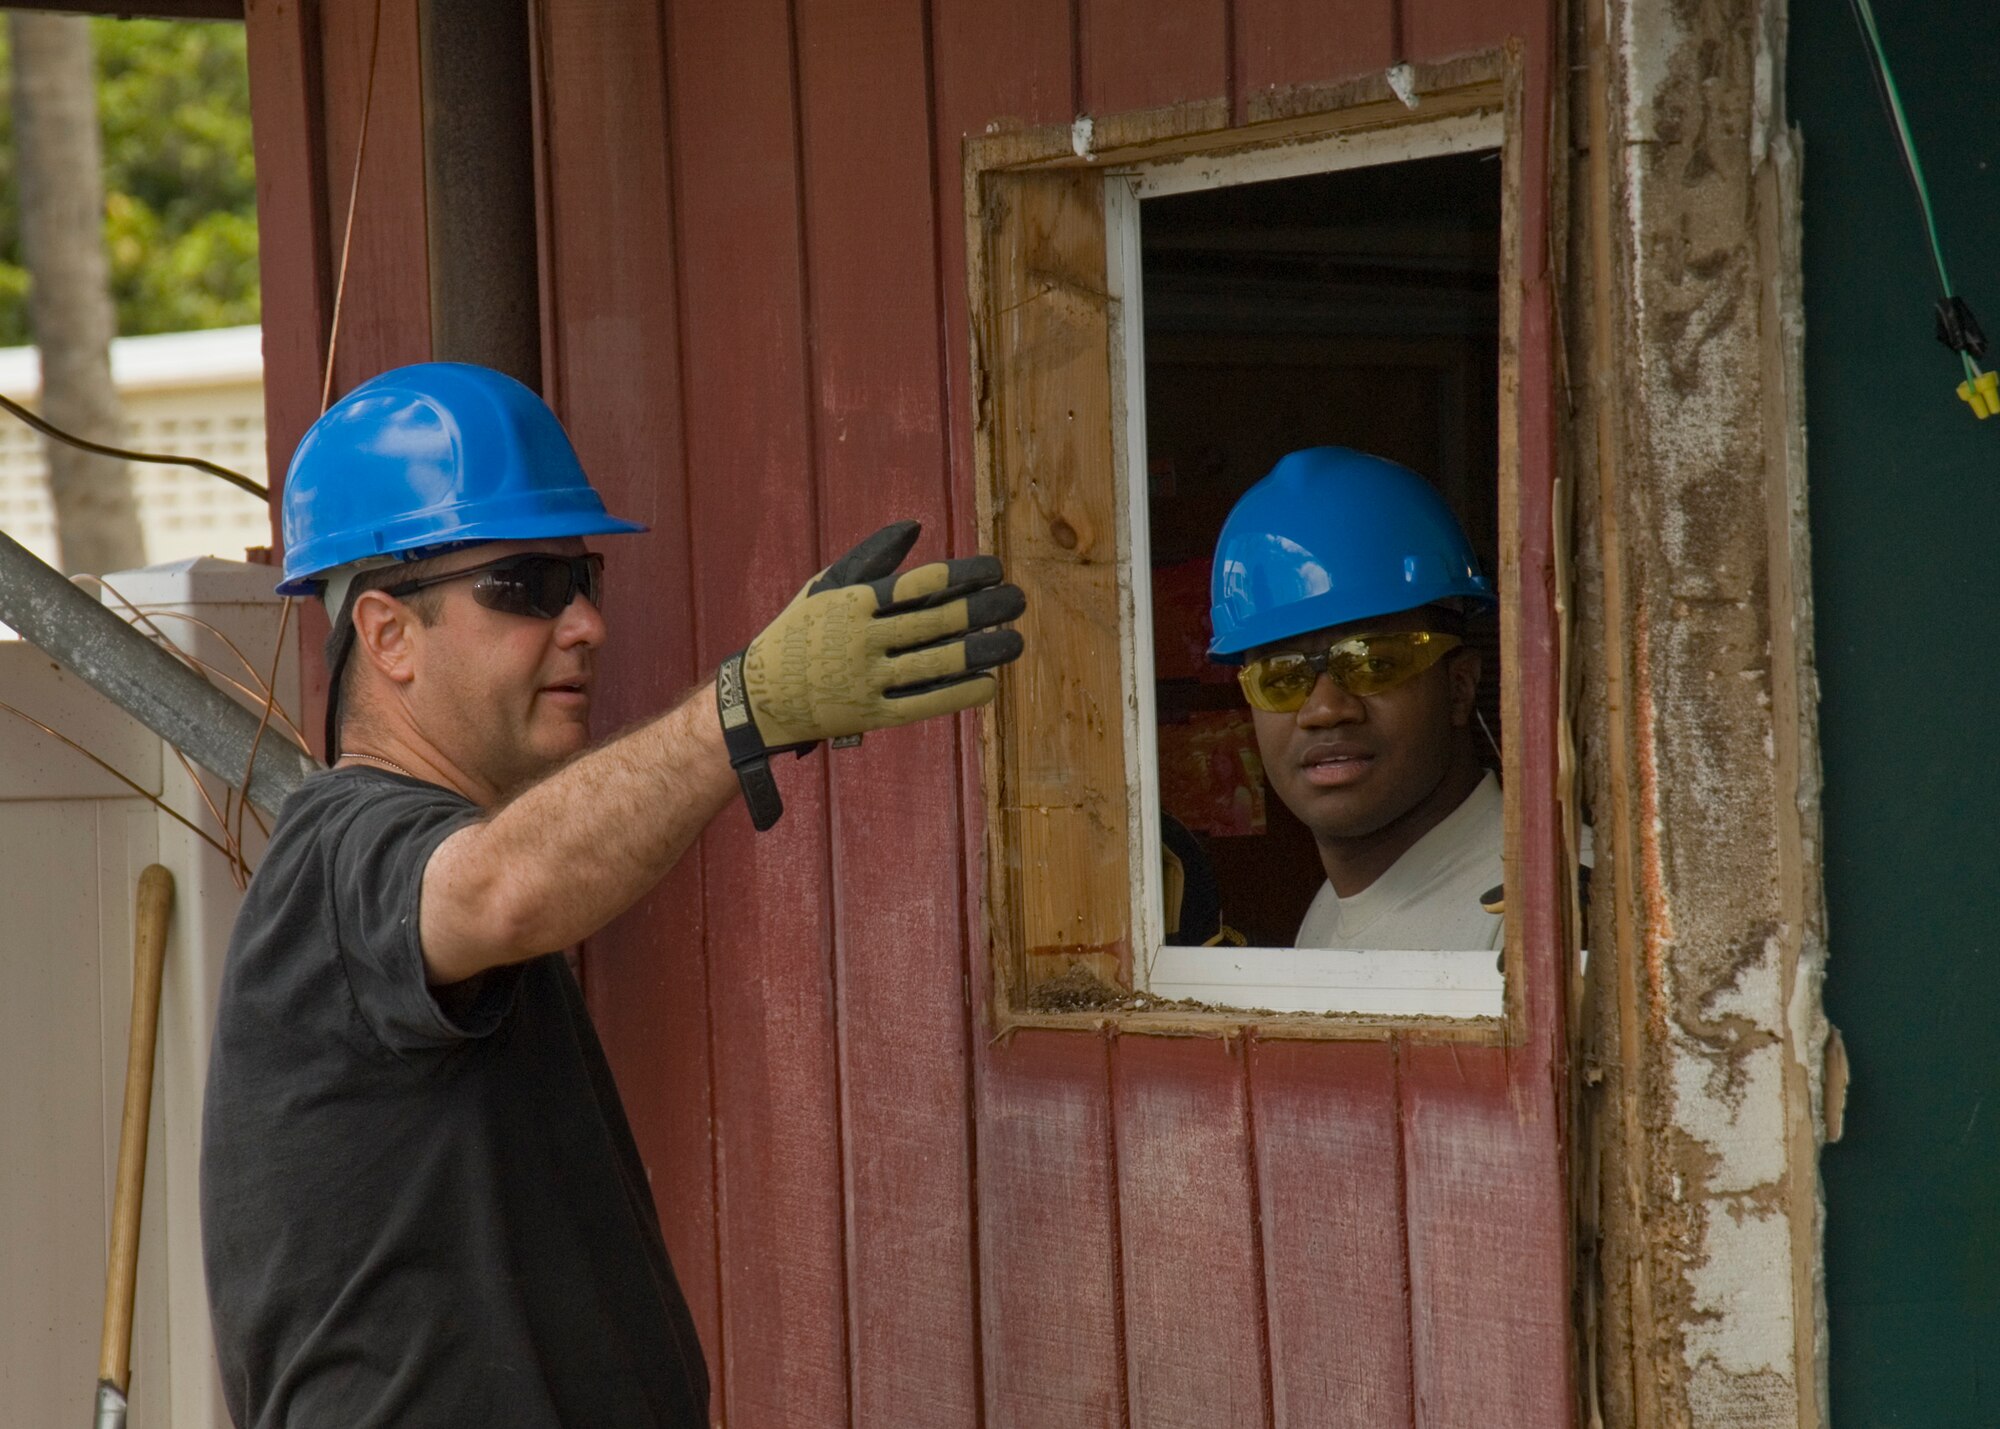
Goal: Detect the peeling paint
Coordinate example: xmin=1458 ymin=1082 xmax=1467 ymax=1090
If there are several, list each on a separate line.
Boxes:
xmin=1385 ymin=63 xmax=1419 ymax=110
xmin=1668 ymin=946 xmax=1788 ymax=1189
xmin=1618 ymin=0 xmax=1681 ymax=146
xmin=1684 ymin=1201 xmax=1796 ymax=1377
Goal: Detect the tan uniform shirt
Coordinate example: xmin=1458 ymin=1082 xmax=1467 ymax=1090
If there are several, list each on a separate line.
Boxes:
xmin=1293 ymin=771 xmax=1505 ymax=951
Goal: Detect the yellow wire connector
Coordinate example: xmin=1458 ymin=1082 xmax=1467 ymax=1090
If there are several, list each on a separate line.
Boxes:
xmin=1957 ymin=368 xmax=1999 ymax=419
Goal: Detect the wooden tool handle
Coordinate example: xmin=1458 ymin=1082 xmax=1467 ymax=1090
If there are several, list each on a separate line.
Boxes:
xmin=97 ymin=865 xmax=174 ymax=1394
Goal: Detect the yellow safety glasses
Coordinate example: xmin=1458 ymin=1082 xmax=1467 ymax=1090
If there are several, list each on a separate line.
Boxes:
xmin=1237 ymin=630 xmax=1462 ymax=713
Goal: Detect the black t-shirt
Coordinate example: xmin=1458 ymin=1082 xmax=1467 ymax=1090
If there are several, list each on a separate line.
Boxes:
xmin=200 ymin=767 xmax=708 ymax=1428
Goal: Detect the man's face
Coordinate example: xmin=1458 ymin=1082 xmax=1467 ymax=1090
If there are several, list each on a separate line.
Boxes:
xmin=401 ymin=538 xmax=606 ymax=794
xmin=1246 ymin=607 xmax=1479 ymax=845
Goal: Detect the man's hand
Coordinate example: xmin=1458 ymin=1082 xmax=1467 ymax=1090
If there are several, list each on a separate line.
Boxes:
xmin=716 ymin=520 xmax=1025 ymax=829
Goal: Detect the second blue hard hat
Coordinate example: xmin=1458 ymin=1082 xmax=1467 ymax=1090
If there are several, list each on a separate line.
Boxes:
xmin=277 ymin=362 xmax=644 ymax=595
xmin=1208 ymin=446 xmax=1494 ymax=660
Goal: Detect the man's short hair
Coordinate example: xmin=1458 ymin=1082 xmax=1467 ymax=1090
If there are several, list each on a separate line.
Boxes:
xmin=323 ymin=552 xmax=461 ymax=753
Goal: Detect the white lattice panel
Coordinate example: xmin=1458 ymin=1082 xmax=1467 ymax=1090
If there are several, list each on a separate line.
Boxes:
xmin=0 ymin=325 xmax=271 ymax=574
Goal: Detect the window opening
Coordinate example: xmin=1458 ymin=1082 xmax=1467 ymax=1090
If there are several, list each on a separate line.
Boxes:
xmin=1115 ymin=134 xmax=1508 ymax=1018
xmin=969 ymin=76 xmax=1529 ymax=1034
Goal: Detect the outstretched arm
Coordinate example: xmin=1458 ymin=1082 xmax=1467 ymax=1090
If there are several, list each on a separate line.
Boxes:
xmin=416 ymin=520 xmax=1025 ymax=984
xmin=419 ymin=681 xmax=736 ymax=984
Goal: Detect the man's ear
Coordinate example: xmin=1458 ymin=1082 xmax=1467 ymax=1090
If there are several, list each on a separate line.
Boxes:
xmin=349 ymin=589 xmax=421 ymax=687
xmin=1446 ymin=646 xmax=1482 ymax=726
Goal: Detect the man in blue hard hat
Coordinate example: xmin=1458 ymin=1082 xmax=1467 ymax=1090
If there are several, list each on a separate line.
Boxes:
xmin=1209 ymin=447 xmax=1501 ymax=950
xmin=200 ymin=363 xmax=1024 ymax=1429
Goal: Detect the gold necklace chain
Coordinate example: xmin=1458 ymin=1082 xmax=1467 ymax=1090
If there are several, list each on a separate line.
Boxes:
xmin=337 ymin=751 xmax=419 ymax=780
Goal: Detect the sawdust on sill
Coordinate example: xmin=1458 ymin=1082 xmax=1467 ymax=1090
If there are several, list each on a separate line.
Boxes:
xmin=1020 ymin=963 xmax=1499 ymax=1028
xmin=1024 ymin=963 xmax=1276 ymax=1018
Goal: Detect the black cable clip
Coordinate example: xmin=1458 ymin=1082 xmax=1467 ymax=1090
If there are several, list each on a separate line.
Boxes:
xmin=1935 ymin=295 xmax=1988 ymax=359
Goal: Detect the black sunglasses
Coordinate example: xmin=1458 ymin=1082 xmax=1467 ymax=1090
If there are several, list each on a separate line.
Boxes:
xmin=384 ymin=552 xmax=605 ymax=620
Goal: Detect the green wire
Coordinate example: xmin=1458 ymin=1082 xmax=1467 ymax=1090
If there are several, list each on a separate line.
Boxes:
xmin=1851 ymin=0 xmax=1982 ymax=385
xmin=1851 ymin=0 xmax=1954 ymax=291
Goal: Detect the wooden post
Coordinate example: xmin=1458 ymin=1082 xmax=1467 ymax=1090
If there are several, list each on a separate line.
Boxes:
xmin=95 ymin=865 xmax=174 ymax=1425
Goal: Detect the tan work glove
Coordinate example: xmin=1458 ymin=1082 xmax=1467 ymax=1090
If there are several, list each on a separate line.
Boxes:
xmin=716 ymin=520 xmax=1025 ymax=829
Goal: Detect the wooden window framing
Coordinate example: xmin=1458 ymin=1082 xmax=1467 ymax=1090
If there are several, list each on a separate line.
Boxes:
xmin=967 ymin=51 xmax=1530 ymax=1043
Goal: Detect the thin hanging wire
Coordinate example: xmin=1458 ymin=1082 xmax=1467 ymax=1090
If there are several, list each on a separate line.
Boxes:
xmin=0 ymin=700 xmax=240 ymax=865
xmin=1848 ymin=0 xmax=1983 ymax=388
xmin=82 ymin=577 xmax=311 ymax=751
xmin=0 ymin=390 xmax=267 ymax=498
xmin=321 ymin=0 xmax=388 ymax=417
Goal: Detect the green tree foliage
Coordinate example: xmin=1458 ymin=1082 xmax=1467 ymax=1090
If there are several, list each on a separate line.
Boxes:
xmin=0 ymin=19 xmax=257 ymax=345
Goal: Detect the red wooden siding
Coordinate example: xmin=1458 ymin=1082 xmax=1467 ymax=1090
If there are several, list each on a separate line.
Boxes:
xmin=532 ymin=0 xmax=726 ymax=1380
xmin=1251 ymin=1039 xmax=1414 ymax=1426
xmin=979 ymin=1032 xmax=1127 ymax=1427
xmin=793 ymin=0 xmax=986 ymax=1423
xmin=1233 ymin=0 xmax=1398 ymax=118
xmin=246 ymin=0 xmax=434 ymax=752
xmin=248 ymin=0 xmax=1573 ymax=1422
xmin=244 ymin=0 xmax=335 ymax=746
xmin=1112 ymin=1036 xmax=1268 ymax=1425
xmin=313 ymin=0 xmax=429 ymax=390
xmin=666 ymin=0 xmax=853 ymax=1421
xmin=1403 ymin=1045 xmax=1570 ymax=1423
xmin=244 ymin=0 xmax=330 ymax=493
xmin=1078 ymin=0 xmax=1231 ymax=117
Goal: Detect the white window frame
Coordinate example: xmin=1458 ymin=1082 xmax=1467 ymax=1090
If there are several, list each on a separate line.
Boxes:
xmin=1105 ymin=112 xmax=1509 ymax=1020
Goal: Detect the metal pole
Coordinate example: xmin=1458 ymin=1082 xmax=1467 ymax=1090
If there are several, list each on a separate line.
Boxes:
xmin=418 ymin=0 xmax=541 ymax=389
xmin=0 ymin=529 xmax=318 ymax=818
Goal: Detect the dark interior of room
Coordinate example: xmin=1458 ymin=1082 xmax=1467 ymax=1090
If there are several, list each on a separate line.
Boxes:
xmin=1141 ymin=149 xmax=1502 ymax=948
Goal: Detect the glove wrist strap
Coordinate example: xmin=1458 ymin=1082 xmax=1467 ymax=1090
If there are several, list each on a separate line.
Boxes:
xmin=716 ymin=651 xmax=785 ymax=831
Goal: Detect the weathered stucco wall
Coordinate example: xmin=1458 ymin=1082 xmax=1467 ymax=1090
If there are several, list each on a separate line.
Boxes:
xmin=1571 ymin=0 xmax=1831 ymax=1423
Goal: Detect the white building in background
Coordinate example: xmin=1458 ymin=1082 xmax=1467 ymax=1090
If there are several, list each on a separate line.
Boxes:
xmin=0 ymin=324 xmax=270 ymax=572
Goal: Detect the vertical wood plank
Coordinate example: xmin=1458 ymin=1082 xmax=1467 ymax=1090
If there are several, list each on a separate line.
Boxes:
xmin=1112 ymin=1036 xmax=1268 ymax=1428
xmin=299 ymin=0 xmax=430 ymax=762
xmin=983 ymin=169 xmax=1130 ymax=990
xmin=244 ymin=0 xmax=329 ymax=496
xmin=978 ymin=1031 xmax=1126 ymax=1429
xmin=927 ymin=9 xmax=1134 ymax=1426
xmin=1233 ymin=0 xmax=1396 ymax=110
xmin=315 ymin=0 xmax=431 ymax=394
xmin=665 ymin=0 xmax=851 ymax=1421
xmin=1250 ymin=1039 xmax=1414 ymax=1429
xmin=1401 ymin=1044 xmax=1571 ymax=1427
xmin=536 ymin=0 xmax=722 ymax=1381
xmin=1077 ymin=0 xmax=1231 ymax=118
xmin=244 ymin=0 xmax=333 ymax=749
xmin=791 ymin=0 xmax=983 ymax=1423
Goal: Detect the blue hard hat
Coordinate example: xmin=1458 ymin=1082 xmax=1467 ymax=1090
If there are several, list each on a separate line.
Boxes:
xmin=276 ymin=362 xmax=644 ymax=595
xmin=1208 ymin=447 xmax=1494 ymax=660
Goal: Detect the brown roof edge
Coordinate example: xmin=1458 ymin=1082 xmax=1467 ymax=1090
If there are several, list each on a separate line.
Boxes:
xmin=8 ymin=1 xmax=243 ymax=19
